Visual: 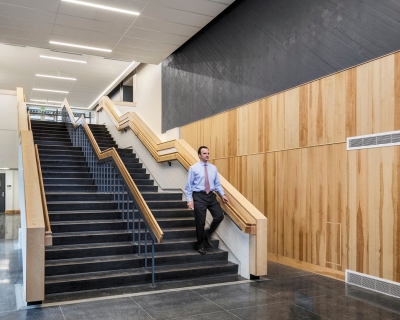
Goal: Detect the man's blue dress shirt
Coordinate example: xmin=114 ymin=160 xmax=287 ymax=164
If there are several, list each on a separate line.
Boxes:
xmin=185 ymin=161 xmax=225 ymax=202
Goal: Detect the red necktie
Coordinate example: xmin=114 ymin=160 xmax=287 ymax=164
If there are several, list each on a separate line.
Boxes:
xmin=204 ymin=164 xmax=210 ymax=194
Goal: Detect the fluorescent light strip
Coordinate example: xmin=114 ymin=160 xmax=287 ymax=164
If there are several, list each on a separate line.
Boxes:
xmin=33 ymin=88 xmax=69 ymax=93
xmin=36 ymin=74 xmax=76 ymax=81
xmin=40 ymin=55 xmax=86 ymax=64
xmin=27 ymin=103 xmax=62 ymax=107
xmin=88 ymin=61 xmax=136 ymax=109
xmin=30 ymin=99 xmax=63 ymax=104
xmin=61 ymin=0 xmax=139 ymax=15
xmin=50 ymin=41 xmax=111 ymax=53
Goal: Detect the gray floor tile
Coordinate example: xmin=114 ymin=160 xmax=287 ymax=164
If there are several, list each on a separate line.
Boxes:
xmin=171 ymin=310 xmax=240 ymax=320
xmin=229 ymin=301 xmax=325 ymax=320
xmin=194 ymin=282 xmax=282 ymax=310
xmin=261 ymin=262 xmax=314 ymax=280
xmin=307 ymin=293 xmax=400 ymax=319
xmin=0 ymin=306 xmax=64 ymax=320
xmin=133 ymin=290 xmax=222 ymax=320
xmin=0 ymin=285 xmax=18 ymax=313
xmin=60 ymin=297 xmax=151 ymax=320
xmin=252 ymin=277 xmax=336 ymax=301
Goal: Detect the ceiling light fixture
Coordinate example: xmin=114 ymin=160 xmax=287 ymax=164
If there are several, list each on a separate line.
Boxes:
xmin=50 ymin=41 xmax=112 ymax=52
xmin=30 ymin=99 xmax=63 ymax=104
xmin=36 ymin=74 xmax=76 ymax=81
xmin=40 ymin=55 xmax=87 ymax=63
xmin=61 ymin=0 xmax=140 ymax=15
xmin=27 ymin=102 xmax=62 ymax=108
xmin=87 ymin=61 xmax=136 ymax=109
xmin=33 ymin=88 xmax=69 ymax=93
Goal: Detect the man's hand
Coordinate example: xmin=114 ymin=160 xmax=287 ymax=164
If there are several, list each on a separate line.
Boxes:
xmin=187 ymin=201 xmax=194 ymax=210
xmin=221 ymin=195 xmax=229 ymax=203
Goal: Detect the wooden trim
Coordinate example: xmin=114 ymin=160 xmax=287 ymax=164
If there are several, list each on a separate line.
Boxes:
xmin=5 ymin=210 xmax=20 ymax=214
xmin=97 ymin=96 xmax=266 ymax=234
xmin=268 ymin=253 xmax=345 ymax=281
xmin=113 ymin=101 xmax=137 ymax=107
xmin=96 ymin=96 xmax=268 ymax=275
xmin=17 ymin=87 xmax=24 ymax=102
xmin=0 ymin=89 xmax=16 ymax=96
xmin=20 ymin=130 xmax=45 ymax=302
xmin=63 ymin=99 xmax=164 ymax=243
xmin=35 ymin=145 xmax=51 ymax=238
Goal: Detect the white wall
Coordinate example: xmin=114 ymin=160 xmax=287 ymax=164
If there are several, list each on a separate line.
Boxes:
xmin=0 ymin=94 xmax=18 ymax=168
xmin=135 ymin=63 xmax=162 ymax=137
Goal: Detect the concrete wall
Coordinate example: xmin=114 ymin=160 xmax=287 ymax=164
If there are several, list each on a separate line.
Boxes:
xmin=162 ymin=0 xmax=400 ymax=131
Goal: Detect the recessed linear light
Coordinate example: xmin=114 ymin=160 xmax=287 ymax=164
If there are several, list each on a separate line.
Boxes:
xmin=88 ymin=61 xmax=136 ymax=109
xmin=30 ymin=99 xmax=63 ymax=104
xmin=0 ymin=168 xmax=9 ymax=170
xmin=61 ymin=0 xmax=140 ymax=15
xmin=36 ymin=74 xmax=76 ymax=81
xmin=27 ymin=102 xmax=62 ymax=108
xmin=40 ymin=55 xmax=87 ymax=63
xmin=33 ymin=88 xmax=69 ymax=93
xmin=50 ymin=41 xmax=111 ymax=53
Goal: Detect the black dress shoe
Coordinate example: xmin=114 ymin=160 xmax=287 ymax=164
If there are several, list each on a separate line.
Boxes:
xmin=198 ymin=244 xmax=206 ymax=255
xmin=204 ymin=230 xmax=215 ymax=248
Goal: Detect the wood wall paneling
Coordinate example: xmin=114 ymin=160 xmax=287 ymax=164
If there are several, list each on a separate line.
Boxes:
xmin=180 ymin=51 xmax=400 ymax=282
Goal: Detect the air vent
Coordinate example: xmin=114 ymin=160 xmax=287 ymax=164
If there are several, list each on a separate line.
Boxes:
xmin=346 ymin=270 xmax=400 ymax=299
xmin=347 ymin=131 xmax=400 ymax=150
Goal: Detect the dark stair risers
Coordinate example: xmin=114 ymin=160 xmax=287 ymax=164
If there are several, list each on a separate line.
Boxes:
xmin=45 ymin=249 xmax=228 ymax=276
xmin=30 ymin=120 xmax=238 ymax=296
xmin=45 ymin=261 xmax=238 ymax=294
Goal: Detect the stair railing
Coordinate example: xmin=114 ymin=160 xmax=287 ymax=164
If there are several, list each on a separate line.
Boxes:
xmin=97 ymin=96 xmax=268 ymax=276
xmin=61 ymin=99 xmax=163 ymax=287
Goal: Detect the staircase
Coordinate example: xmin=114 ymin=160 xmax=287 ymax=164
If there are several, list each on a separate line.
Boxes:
xmin=31 ymin=120 xmax=238 ymax=296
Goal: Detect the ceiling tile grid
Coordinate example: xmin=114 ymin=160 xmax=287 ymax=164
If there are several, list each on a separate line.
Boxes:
xmin=0 ymin=0 xmax=234 ymax=108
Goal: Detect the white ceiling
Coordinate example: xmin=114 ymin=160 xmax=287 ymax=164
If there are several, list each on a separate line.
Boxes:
xmin=0 ymin=0 xmax=234 ymax=108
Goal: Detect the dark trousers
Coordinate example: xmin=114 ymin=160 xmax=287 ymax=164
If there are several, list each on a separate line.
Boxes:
xmin=193 ymin=192 xmax=224 ymax=246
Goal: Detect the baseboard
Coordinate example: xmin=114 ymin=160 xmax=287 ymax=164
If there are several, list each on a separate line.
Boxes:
xmin=5 ymin=210 xmax=20 ymax=214
xmin=268 ymin=253 xmax=345 ymax=281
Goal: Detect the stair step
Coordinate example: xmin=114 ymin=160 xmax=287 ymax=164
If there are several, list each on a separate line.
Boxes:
xmin=50 ymin=217 xmax=194 ymax=232
xmin=45 ymin=249 xmax=227 ymax=276
xmin=45 ymin=185 xmax=97 ymax=192
xmin=45 ymin=260 xmax=238 ymax=294
xmin=41 ymin=166 xmax=89 ymax=172
xmin=45 ymin=238 xmax=202 ymax=261
xmin=43 ymin=178 xmax=94 ymax=185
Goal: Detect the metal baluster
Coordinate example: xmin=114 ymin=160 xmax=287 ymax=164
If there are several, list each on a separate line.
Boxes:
xmin=138 ymin=214 xmax=141 ymax=256
xmin=132 ymin=202 xmax=135 ymax=244
xmin=144 ymin=226 xmax=148 ymax=270
xmin=121 ymin=182 xmax=125 ymax=220
xmin=126 ymin=194 xmax=130 ymax=231
xmin=152 ymin=240 xmax=155 ymax=287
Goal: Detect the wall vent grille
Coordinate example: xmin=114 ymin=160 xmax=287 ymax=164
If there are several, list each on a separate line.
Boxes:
xmin=346 ymin=270 xmax=400 ymax=299
xmin=347 ymin=131 xmax=400 ymax=150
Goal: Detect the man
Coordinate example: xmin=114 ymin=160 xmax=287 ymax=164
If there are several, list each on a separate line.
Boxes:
xmin=185 ymin=146 xmax=229 ymax=255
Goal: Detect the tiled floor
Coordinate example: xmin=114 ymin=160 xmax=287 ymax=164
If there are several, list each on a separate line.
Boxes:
xmin=1 ymin=239 xmax=400 ymax=319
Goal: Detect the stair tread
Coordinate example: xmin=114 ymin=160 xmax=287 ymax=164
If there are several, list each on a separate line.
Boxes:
xmin=51 ymin=227 xmax=195 ymax=237
xmin=46 ymin=238 xmax=197 ymax=251
xmin=45 ymin=260 xmax=237 ymax=283
xmin=46 ymin=249 xmax=223 ymax=266
xmin=50 ymin=217 xmax=193 ymax=225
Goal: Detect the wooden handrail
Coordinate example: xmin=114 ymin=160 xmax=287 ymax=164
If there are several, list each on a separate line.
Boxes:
xmin=97 ymin=97 xmax=268 ymax=276
xmin=35 ymin=145 xmax=51 ymax=236
xmin=97 ymin=96 xmax=266 ymax=234
xmin=62 ymin=99 xmax=164 ymax=243
xmin=27 ymin=111 xmax=31 ymax=131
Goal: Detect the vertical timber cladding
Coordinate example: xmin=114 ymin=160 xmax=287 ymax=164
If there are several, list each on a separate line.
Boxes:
xmin=180 ymin=52 xmax=400 ymax=282
xmin=162 ymin=0 xmax=400 ymax=132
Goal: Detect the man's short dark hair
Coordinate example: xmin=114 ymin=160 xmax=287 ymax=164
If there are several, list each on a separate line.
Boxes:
xmin=198 ymin=146 xmax=209 ymax=155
